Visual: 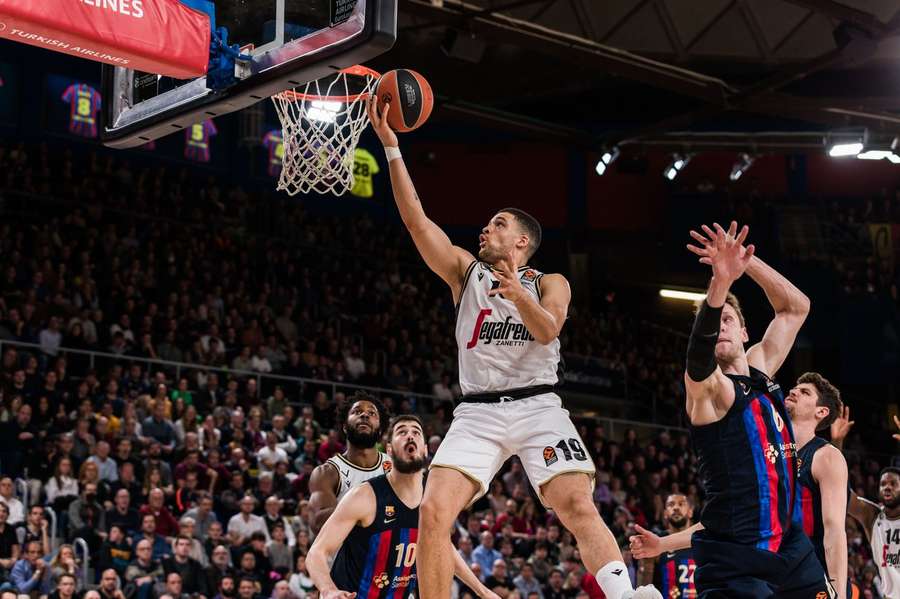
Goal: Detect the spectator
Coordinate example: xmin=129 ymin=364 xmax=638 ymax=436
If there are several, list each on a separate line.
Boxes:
xmin=133 ymin=514 xmax=171 ymax=562
xmin=97 ymin=568 xmax=127 ymax=599
xmin=107 ymin=489 xmax=141 ymax=537
xmin=206 ymin=546 xmax=235 ymax=595
xmin=68 ymin=481 xmax=104 ymax=536
xmin=97 ymin=525 xmax=133 ymax=578
xmin=162 ymin=535 xmax=209 ymax=598
xmin=16 ymin=505 xmax=50 ymax=557
xmin=88 ymin=441 xmax=120 ymax=483
xmin=143 ymin=402 xmax=176 ymax=454
xmin=124 ymin=539 xmax=164 ymax=599
xmin=227 ymin=497 xmax=268 ymax=547
xmin=484 ymin=559 xmax=514 ymax=596
xmin=257 ymin=432 xmax=288 ymax=473
xmin=157 ymin=571 xmax=192 ymax=599
xmin=48 ymin=572 xmax=78 ymax=599
xmin=174 ymin=517 xmax=208 ymax=567
xmin=141 ymin=488 xmax=179 ymax=538
xmin=0 ymin=477 xmax=25 ymax=525
xmin=266 ymin=524 xmax=292 ymax=573
xmin=514 ymin=563 xmax=544 ymax=599
xmin=0 ymin=503 xmax=20 ymax=577
xmin=212 ymin=575 xmax=237 ymax=599
xmin=50 ymin=544 xmax=83 ymax=591
xmin=287 ymin=554 xmax=314 ymax=599
xmin=269 ymin=580 xmax=291 ymax=599
xmin=237 ymin=578 xmax=258 ymax=599
xmin=543 ymin=569 xmax=568 ymax=599
xmin=45 ymin=456 xmax=79 ymax=512
xmin=10 ymin=540 xmax=50 ymax=596
xmin=472 ymin=530 xmax=503 ymax=581
xmin=183 ymin=494 xmax=218 ymax=539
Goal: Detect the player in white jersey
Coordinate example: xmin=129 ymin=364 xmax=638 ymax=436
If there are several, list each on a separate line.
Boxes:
xmin=368 ymin=98 xmax=661 ymax=599
xmin=847 ymin=466 xmax=900 ymax=598
xmin=308 ymin=392 xmax=392 ymax=533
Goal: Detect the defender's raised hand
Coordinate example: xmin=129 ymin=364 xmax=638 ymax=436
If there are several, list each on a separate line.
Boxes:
xmin=687 ymin=221 xmax=755 ymax=283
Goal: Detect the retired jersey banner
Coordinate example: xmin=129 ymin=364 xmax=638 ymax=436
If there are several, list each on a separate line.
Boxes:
xmin=0 ymin=0 xmax=209 ymax=79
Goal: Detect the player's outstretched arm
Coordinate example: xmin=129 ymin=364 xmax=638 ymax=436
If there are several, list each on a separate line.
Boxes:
xmin=814 ymin=444 xmax=849 ymax=599
xmin=450 ymin=542 xmax=501 ymax=599
xmin=367 ymin=97 xmax=474 ymax=297
xmin=308 ymin=463 xmax=340 ymax=534
xmin=629 ymin=523 xmax=704 ymax=560
xmin=743 ymin=257 xmax=810 ymax=377
xmin=684 ymin=223 xmax=749 ymax=424
xmin=307 ymin=484 xmax=376 ymax=599
xmin=847 ymin=493 xmax=880 ymax=543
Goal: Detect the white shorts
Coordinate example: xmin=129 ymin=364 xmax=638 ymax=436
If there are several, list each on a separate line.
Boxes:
xmin=430 ymin=392 xmax=595 ymax=506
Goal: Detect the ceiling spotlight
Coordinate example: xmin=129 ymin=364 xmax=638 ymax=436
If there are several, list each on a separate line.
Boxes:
xmin=827 ymin=141 xmax=864 ymax=157
xmin=660 ymin=288 xmax=706 ymax=301
xmin=595 ymin=147 xmax=620 ymax=176
xmin=729 ymin=153 xmax=756 ymax=181
xmin=857 ymin=150 xmax=900 ymax=164
xmin=664 ymin=153 xmax=692 ymax=181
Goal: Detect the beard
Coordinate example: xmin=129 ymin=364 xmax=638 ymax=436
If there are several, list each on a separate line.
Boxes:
xmin=882 ymin=494 xmax=899 ymax=509
xmin=345 ymin=425 xmax=379 ymax=449
xmin=668 ymin=515 xmax=688 ymax=530
xmin=393 ymin=452 xmax=426 ymax=474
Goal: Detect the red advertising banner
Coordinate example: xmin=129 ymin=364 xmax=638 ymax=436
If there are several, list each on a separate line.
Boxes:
xmin=0 ymin=0 xmax=209 ymax=79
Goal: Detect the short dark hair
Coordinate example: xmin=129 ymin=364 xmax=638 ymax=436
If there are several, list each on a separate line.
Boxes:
xmin=499 ymin=207 xmax=542 ymax=260
xmin=336 ymin=391 xmax=390 ymax=438
xmin=797 ymin=372 xmax=842 ymax=432
xmin=58 ymin=572 xmax=77 ymax=584
xmin=881 ymin=467 xmax=900 ymax=480
xmin=389 ymin=414 xmax=424 ymax=438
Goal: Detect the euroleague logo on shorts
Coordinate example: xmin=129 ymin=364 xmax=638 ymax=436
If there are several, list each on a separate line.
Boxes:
xmin=543 ymin=446 xmax=558 ymax=466
xmin=465 ymin=308 xmax=535 ymax=349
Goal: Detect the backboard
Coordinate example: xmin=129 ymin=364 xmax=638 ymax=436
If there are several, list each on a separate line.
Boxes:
xmin=100 ymin=0 xmax=396 ymax=149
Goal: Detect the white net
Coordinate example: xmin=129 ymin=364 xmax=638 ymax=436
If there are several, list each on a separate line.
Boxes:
xmin=272 ymin=67 xmax=379 ymax=196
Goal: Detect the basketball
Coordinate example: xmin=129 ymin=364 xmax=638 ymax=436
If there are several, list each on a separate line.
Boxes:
xmin=375 ymin=69 xmax=434 ymax=133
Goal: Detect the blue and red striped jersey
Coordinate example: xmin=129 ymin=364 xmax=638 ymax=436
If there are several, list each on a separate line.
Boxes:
xmin=61 ymin=83 xmax=102 ymax=138
xmin=184 ymin=120 xmax=217 ymax=162
xmin=331 ymin=474 xmax=419 ymax=599
xmin=690 ymin=367 xmax=800 ymax=552
xmin=654 ymin=543 xmax=696 ymax=599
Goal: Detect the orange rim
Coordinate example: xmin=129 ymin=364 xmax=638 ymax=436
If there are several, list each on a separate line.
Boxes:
xmin=275 ymin=65 xmax=381 ymax=103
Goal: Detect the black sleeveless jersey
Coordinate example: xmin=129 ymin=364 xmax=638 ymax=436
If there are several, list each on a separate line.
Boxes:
xmin=331 ymin=474 xmax=420 ymax=599
xmin=689 ymin=367 xmax=800 ymax=552
xmin=797 ymin=436 xmax=851 ymax=573
xmin=653 ymin=532 xmax=696 ymax=598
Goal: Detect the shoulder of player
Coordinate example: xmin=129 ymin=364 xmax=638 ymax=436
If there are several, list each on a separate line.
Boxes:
xmin=536 ymin=273 xmax=570 ymax=292
xmin=810 ymin=443 xmax=847 ymax=482
xmin=339 ymin=482 xmax=377 ymax=525
xmin=310 ymin=461 xmax=340 ymax=488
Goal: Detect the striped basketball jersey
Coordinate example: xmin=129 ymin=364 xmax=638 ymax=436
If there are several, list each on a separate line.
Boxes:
xmin=61 ymin=83 xmax=101 ymax=138
xmin=331 ymin=474 xmax=419 ymax=599
xmin=690 ymin=367 xmax=800 ymax=552
xmin=654 ymin=537 xmax=696 ymax=599
xmin=327 ymin=452 xmax=393 ymax=503
xmin=455 ymin=261 xmax=562 ymax=395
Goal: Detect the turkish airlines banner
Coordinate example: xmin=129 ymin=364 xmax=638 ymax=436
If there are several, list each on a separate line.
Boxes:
xmin=0 ymin=0 xmax=209 ymax=79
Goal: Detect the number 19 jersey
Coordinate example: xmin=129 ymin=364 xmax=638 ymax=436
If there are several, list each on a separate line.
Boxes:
xmin=331 ymin=474 xmax=420 ymax=599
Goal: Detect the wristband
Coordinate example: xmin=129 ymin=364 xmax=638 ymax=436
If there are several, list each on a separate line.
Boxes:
xmin=385 ymin=146 xmax=402 ymax=162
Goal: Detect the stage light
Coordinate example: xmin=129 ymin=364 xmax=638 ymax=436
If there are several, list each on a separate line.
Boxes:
xmin=660 ymin=289 xmax=706 ymax=301
xmin=828 ymin=142 xmax=863 ymax=157
xmin=594 ymin=147 xmax=620 ymax=176
xmin=857 ymin=150 xmax=900 ymax=164
xmin=664 ymin=154 xmax=692 ymax=181
xmin=729 ymin=153 xmax=755 ymax=181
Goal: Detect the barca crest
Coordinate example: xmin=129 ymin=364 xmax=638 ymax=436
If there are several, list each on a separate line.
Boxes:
xmin=385 ymin=505 xmax=396 ymax=518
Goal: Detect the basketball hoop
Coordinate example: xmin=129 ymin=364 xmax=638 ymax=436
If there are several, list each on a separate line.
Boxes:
xmin=272 ymin=65 xmax=380 ymax=196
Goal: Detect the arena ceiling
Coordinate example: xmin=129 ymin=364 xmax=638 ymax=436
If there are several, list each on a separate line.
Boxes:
xmin=376 ymin=0 xmax=900 ymax=150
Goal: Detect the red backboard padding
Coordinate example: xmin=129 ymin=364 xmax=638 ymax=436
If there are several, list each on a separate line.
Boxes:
xmin=0 ymin=0 xmax=209 ymax=79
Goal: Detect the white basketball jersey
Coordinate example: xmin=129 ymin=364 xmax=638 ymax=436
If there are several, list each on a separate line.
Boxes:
xmin=872 ymin=508 xmax=900 ymax=598
xmin=455 ymin=261 xmax=562 ymax=395
xmin=326 ymin=452 xmax=392 ymax=502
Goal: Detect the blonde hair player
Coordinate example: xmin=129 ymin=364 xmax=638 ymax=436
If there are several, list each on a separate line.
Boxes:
xmin=366 ymin=98 xmax=661 ymax=599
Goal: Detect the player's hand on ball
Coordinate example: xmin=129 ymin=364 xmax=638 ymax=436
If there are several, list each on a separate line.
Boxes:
xmin=367 ymin=96 xmax=399 ymax=148
xmin=322 ymin=591 xmax=356 ymax=599
xmin=488 ymin=252 xmax=526 ymax=303
xmin=629 ymin=524 xmax=663 ymax=559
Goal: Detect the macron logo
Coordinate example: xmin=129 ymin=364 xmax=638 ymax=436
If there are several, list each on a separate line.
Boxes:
xmin=611 ymin=569 xmax=623 ymax=576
